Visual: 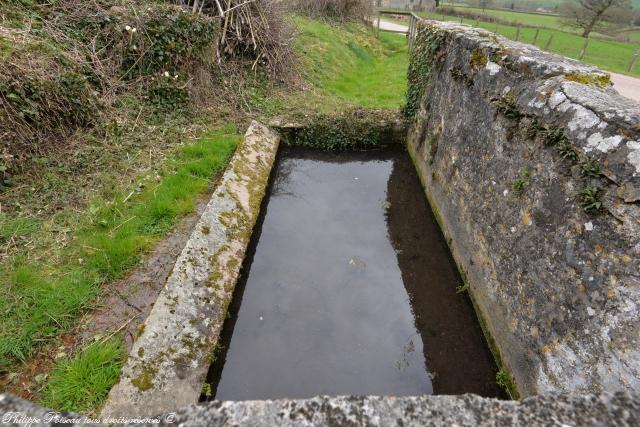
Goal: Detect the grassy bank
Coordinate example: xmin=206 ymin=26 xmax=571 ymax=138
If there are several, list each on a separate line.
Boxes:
xmin=294 ymin=17 xmax=408 ymax=110
xmin=1 ymin=126 xmax=239 ymax=410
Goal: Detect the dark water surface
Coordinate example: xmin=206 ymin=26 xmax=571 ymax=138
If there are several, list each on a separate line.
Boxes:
xmin=204 ymin=146 xmax=505 ymax=401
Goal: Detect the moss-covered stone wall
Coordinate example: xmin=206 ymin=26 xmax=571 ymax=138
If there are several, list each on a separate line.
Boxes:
xmin=406 ymin=19 xmax=640 ymax=397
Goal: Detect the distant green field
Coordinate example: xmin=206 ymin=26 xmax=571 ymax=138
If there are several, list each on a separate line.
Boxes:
xmin=416 ymin=11 xmax=640 ymax=76
xmin=445 ymin=5 xmax=566 ymax=29
xmin=621 ymin=29 xmax=640 ymax=42
xmin=447 ymin=0 xmax=640 ymax=11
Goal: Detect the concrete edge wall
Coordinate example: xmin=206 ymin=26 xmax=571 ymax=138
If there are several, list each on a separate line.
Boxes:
xmin=406 ymin=19 xmax=640 ymax=396
xmin=100 ymin=121 xmax=280 ymax=417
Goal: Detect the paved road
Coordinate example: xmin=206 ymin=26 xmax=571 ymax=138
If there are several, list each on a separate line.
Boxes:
xmin=375 ymin=19 xmax=640 ymax=103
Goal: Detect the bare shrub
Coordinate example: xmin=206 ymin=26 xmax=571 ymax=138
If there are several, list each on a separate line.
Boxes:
xmin=0 ymin=29 xmax=98 ymax=160
xmin=173 ymin=0 xmax=296 ymax=80
xmin=292 ymin=0 xmax=374 ymax=21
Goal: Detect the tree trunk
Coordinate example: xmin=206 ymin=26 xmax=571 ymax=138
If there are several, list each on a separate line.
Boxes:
xmin=581 ymin=13 xmax=601 ymax=38
xmin=435 ymin=0 xmax=440 ymax=7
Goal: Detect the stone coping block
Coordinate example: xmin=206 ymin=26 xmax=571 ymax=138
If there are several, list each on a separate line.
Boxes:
xmin=100 ymin=121 xmax=280 ymax=417
xmin=1 ymin=392 xmax=638 ymax=426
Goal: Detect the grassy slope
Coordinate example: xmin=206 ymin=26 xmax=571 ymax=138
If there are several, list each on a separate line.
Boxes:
xmin=419 ymin=11 xmax=640 ymax=76
xmin=1 ymin=15 xmax=408 ymax=414
xmin=293 ymin=17 xmax=408 ymax=110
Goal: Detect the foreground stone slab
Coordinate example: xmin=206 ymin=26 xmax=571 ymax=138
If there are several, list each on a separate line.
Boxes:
xmin=100 ymin=121 xmax=279 ymax=417
xmin=1 ymin=392 xmax=638 ymax=426
xmin=406 ymin=20 xmax=640 ymax=396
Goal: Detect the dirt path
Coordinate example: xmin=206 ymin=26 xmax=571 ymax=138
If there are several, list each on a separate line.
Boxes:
xmin=610 ymin=73 xmax=640 ymax=102
xmin=376 ymin=19 xmax=640 ymax=103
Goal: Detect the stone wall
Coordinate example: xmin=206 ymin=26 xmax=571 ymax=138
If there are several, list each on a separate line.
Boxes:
xmin=406 ymin=19 xmax=640 ymax=396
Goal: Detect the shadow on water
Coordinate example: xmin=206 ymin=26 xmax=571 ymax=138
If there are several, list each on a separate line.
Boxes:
xmin=202 ymin=145 xmax=506 ymax=401
xmin=385 ymin=152 xmax=505 ymax=397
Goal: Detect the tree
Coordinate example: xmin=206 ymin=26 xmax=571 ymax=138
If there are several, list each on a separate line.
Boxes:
xmin=477 ymin=0 xmax=493 ymax=13
xmin=561 ymin=0 xmax=632 ymax=38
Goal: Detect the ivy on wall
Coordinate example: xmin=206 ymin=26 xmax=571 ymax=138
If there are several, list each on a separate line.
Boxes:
xmin=404 ymin=24 xmax=448 ymax=121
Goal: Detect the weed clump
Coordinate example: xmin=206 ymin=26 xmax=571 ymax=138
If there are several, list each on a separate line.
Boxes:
xmin=512 ymin=168 xmax=530 ymax=195
xmin=469 ymin=48 xmax=488 ymax=71
xmin=495 ymin=369 xmax=516 ymax=397
xmin=147 ymin=79 xmax=191 ymax=112
xmin=578 ymin=185 xmax=603 ymax=213
xmin=493 ymin=91 xmax=522 ymax=121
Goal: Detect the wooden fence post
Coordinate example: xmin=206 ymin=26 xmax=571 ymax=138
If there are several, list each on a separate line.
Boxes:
xmin=628 ymin=49 xmax=640 ymax=73
xmin=515 ymin=25 xmax=521 ymax=41
xmin=532 ymin=28 xmax=539 ymax=45
xmin=578 ymin=36 xmax=589 ymax=60
xmin=376 ymin=11 xmax=381 ymax=38
xmin=544 ymin=34 xmax=554 ymax=50
xmin=408 ymin=16 xmax=414 ymax=50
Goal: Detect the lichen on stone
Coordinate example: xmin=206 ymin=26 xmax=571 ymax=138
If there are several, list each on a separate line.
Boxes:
xmin=564 ymin=72 xmax=611 ymax=87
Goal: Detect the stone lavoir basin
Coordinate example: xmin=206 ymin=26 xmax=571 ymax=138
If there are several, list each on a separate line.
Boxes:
xmin=203 ymin=145 xmax=506 ymax=401
xmin=8 ymin=16 xmax=639 ymax=424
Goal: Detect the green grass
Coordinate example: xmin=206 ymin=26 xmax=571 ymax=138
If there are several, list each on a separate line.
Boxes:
xmin=294 ymin=17 xmax=408 ymax=109
xmin=0 ymin=126 xmax=240 ymax=371
xmin=444 ymin=5 xmax=566 ymax=29
xmin=417 ymin=11 xmax=640 ymax=76
xmin=40 ymin=338 xmax=124 ymax=414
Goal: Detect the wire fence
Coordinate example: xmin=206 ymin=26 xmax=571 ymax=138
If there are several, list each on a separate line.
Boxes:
xmin=375 ymin=9 xmax=640 ymax=76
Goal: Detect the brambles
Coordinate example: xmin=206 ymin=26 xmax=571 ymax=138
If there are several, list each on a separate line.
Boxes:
xmin=173 ymin=0 xmax=295 ymax=80
xmin=0 ymin=39 xmax=98 ymax=156
xmin=292 ymin=0 xmax=373 ymax=21
xmin=109 ymin=6 xmax=218 ymax=78
xmin=147 ymin=78 xmax=190 ymax=112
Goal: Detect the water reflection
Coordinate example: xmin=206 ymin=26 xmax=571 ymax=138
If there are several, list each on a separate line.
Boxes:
xmin=204 ymin=147 xmax=504 ymax=401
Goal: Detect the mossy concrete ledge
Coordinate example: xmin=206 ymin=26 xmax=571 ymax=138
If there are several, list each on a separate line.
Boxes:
xmin=406 ymin=19 xmax=640 ymax=397
xmin=100 ymin=121 xmax=279 ymax=417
